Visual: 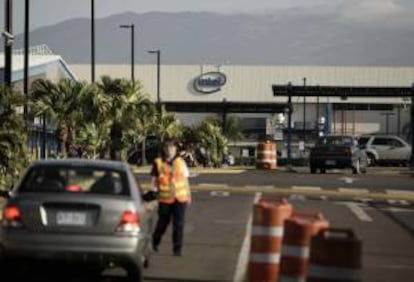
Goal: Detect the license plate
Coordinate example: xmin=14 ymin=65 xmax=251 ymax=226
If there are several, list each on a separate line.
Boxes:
xmin=56 ymin=212 xmax=87 ymax=226
xmin=325 ymin=160 xmax=336 ymax=166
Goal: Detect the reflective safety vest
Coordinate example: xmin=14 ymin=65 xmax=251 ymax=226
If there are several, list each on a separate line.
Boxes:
xmin=155 ymin=157 xmax=190 ymax=204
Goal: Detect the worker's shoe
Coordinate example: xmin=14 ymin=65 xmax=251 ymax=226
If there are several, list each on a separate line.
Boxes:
xmin=152 ymin=241 xmax=159 ymax=252
xmin=173 ymin=247 xmax=182 ymax=256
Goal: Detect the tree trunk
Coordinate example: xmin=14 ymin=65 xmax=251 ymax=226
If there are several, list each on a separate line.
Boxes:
xmin=57 ymin=124 xmax=68 ymax=157
xmin=141 ymin=136 xmax=147 ymax=166
xmin=110 ymin=122 xmax=123 ymax=161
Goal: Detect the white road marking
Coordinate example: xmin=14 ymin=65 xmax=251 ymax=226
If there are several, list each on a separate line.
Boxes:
xmin=338 ymin=177 xmax=358 ymax=184
xmin=233 ymin=192 xmax=261 ymax=282
xmin=387 ymin=199 xmax=397 ymax=205
xmin=386 ymin=190 xmax=414 ymax=197
xmin=210 ymin=191 xmax=231 ymax=197
xmin=387 ymin=200 xmax=410 ymax=206
xmin=292 ymin=186 xmax=322 ymax=191
xmin=398 ymin=200 xmax=410 ymax=206
xmin=381 ymin=207 xmax=414 ymax=213
xmin=357 ymin=198 xmax=373 ymax=203
xmin=198 ymin=183 xmax=229 ymax=187
xmin=344 ymin=202 xmax=373 ymax=222
xmin=245 ymin=185 xmax=274 ymax=190
xmin=289 ymin=194 xmax=307 ymax=201
xmin=338 ymin=188 xmax=369 ymax=194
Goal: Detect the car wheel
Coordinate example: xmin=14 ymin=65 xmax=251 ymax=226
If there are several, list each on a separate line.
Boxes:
xmin=310 ymin=165 xmax=317 ymax=174
xmin=353 ymin=159 xmax=361 ymax=174
xmin=367 ymin=153 xmax=376 ymax=167
xmin=124 ymin=263 xmax=143 ymax=282
xmin=320 ymin=167 xmax=326 ymax=174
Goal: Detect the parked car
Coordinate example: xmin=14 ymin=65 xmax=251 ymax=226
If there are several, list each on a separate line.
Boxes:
xmin=0 ymin=159 xmax=155 ymax=281
xmin=358 ymin=135 xmax=412 ymax=166
xmin=309 ymin=135 xmax=368 ymax=174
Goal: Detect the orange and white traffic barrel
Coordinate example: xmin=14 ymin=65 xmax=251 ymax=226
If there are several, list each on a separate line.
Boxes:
xmin=248 ymin=198 xmax=293 ymax=282
xmin=308 ymin=228 xmax=362 ymax=282
xmin=279 ymin=212 xmax=330 ymax=282
xmin=256 ymin=141 xmax=277 ymax=170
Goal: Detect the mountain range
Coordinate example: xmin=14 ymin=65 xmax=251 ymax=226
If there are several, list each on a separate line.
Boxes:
xmin=7 ymin=10 xmax=414 ymax=66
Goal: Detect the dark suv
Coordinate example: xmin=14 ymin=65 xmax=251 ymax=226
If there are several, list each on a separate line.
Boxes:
xmin=310 ymin=135 xmax=368 ymax=174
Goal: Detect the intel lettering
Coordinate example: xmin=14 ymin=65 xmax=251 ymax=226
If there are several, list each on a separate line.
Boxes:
xmin=193 ymin=72 xmax=227 ymax=94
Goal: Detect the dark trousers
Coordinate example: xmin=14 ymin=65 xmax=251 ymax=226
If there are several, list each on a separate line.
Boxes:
xmin=152 ymin=201 xmax=187 ymax=253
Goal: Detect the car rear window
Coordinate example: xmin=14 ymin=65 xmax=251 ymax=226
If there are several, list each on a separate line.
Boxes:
xmin=19 ymin=166 xmax=130 ymax=196
xmin=317 ymin=137 xmax=354 ymax=146
xmin=358 ymin=137 xmax=370 ymax=146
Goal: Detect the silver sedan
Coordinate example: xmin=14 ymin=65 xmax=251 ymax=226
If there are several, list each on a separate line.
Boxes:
xmin=0 ymin=159 xmax=155 ymax=281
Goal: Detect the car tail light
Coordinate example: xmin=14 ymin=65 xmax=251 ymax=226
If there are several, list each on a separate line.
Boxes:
xmin=66 ymin=185 xmax=81 ymax=192
xmin=3 ymin=205 xmax=23 ymax=228
xmin=116 ymin=210 xmax=140 ymax=235
xmin=344 ymin=148 xmax=352 ymax=157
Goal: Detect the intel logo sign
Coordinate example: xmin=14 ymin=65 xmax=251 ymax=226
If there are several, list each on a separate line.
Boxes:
xmin=193 ymin=72 xmax=227 ymax=94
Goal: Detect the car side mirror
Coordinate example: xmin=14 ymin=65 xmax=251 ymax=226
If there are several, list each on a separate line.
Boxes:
xmin=142 ymin=190 xmax=158 ymax=202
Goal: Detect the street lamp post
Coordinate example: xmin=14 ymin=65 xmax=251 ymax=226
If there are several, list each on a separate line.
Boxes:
xmin=3 ymin=0 xmax=13 ymax=87
xmin=24 ymin=0 xmax=30 ymax=117
xmin=148 ymin=50 xmax=161 ymax=112
xmin=410 ymin=83 xmax=414 ymax=169
xmin=286 ymin=82 xmax=293 ymax=167
xmin=303 ymin=77 xmax=307 ymax=141
xmin=91 ymin=0 xmax=95 ymax=83
xmin=120 ymin=24 xmax=135 ymax=83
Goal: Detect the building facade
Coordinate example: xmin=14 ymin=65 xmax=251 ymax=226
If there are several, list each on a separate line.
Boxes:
xmin=70 ymin=64 xmax=413 ymax=141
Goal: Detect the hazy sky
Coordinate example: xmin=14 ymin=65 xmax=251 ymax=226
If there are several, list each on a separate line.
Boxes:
xmin=1 ymin=0 xmax=414 ymax=33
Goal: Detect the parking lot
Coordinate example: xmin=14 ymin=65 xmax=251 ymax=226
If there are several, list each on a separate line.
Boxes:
xmin=2 ymin=163 xmax=413 ymax=282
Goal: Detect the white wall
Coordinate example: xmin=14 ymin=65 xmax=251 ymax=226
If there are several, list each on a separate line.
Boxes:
xmin=70 ymin=64 xmax=414 ymax=105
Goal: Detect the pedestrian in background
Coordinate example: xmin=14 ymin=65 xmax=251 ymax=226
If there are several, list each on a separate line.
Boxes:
xmin=151 ymin=138 xmax=192 ymax=256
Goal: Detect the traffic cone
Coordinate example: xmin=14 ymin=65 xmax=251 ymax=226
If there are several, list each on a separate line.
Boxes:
xmin=248 ymin=198 xmax=292 ymax=281
xmin=279 ymin=212 xmax=329 ymax=282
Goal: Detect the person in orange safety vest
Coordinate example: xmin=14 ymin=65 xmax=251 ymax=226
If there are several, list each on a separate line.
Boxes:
xmin=151 ymin=138 xmax=191 ymax=256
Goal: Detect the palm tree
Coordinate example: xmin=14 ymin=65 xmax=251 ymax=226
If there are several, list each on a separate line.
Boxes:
xmin=97 ymin=76 xmax=151 ymax=161
xmin=223 ymin=115 xmax=244 ymax=142
xmin=30 ymin=79 xmax=94 ymax=157
xmin=188 ymin=119 xmax=229 ymax=167
xmin=154 ymin=108 xmax=182 ymax=142
xmin=0 ymin=84 xmax=28 ymax=189
xmin=205 ymin=115 xmax=244 ymax=142
xmin=134 ymin=102 xmax=157 ymax=165
xmin=75 ymin=122 xmax=110 ymax=159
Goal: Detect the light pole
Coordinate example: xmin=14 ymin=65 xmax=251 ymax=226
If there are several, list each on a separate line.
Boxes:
xmin=410 ymin=83 xmax=414 ymax=169
xmin=148 ymin=49 xmax=161 ymax=112
xmin=120 ymin=24 xmax=135 ymax=83
xmin=286 ymin=82 xmax=293 ymax=167
xmin=3 ymin=0 xmax=13 ymax=87
xmin=24 ymin=0 xmax=30 ymax=117
xmin=303 ymin=77 xmax=307 ymax=141
xmin=91 ymin=0 xmax=95 ymax=83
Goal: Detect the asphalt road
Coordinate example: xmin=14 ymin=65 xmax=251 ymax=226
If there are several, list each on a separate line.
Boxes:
xmin=136 ymin=169 xmax=414 ymax=192
xmin=2 ymin=191 xmax=413 ymax=281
